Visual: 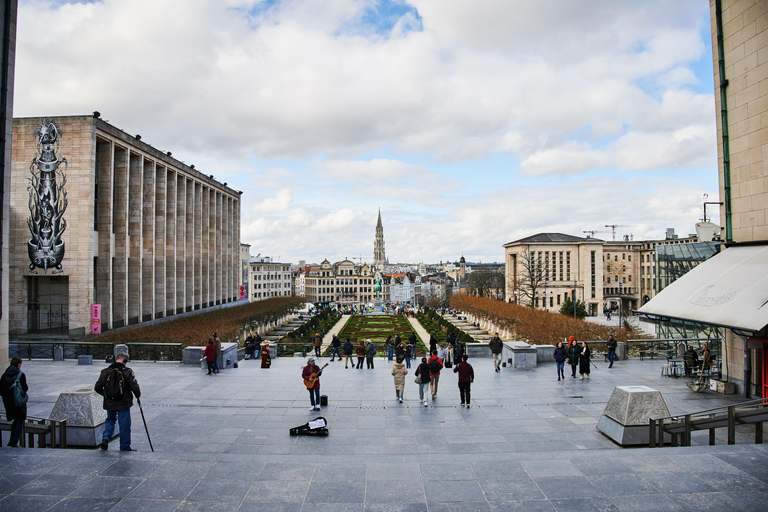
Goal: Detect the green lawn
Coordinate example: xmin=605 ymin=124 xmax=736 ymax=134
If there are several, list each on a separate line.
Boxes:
xmin=336 ymin=315 xmax=428 ymax=355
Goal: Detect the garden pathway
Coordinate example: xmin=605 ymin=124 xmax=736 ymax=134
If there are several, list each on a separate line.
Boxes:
xmin=407 ymin=316 xmax=430 ymax=346
xmin=320 ymin=314 xmax=351 ymax=353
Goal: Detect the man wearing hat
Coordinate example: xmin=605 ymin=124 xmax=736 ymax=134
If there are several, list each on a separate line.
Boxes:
xmin=302 ymin=357 xmax=322 ymax=411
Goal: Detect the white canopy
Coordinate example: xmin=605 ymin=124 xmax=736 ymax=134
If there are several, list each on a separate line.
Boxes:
xmin=638 ymin=244 xmax=768 ymax=333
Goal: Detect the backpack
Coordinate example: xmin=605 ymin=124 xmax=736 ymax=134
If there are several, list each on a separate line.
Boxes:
xmin=104 ymin=368 xmax=126 ymax=401
xmin=371 ymin=345 xmax=377 ymax=356
xmin=11 ymin=372 xmax=27 ymax=407
xmin=429 ymin=358 xmax=442 ymax=374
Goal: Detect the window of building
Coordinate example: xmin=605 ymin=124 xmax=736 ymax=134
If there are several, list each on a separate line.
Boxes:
xmin=590 ymin=251 xmax=596 ymax=299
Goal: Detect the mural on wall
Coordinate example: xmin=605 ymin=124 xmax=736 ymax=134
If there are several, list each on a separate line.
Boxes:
xmin=27 ymin=119 xmax=68 ymax=274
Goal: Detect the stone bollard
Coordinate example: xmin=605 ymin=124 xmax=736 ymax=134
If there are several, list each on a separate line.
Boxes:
xmin=114 ymin=344 xmax=129 ymax=358
xmin=616 ymin=342 xmax=628 ymax=360
xmin=53 ymin=345 xmax=64 ymax=361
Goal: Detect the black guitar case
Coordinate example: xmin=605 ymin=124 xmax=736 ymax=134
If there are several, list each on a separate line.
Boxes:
xmin=290 ymin=416 xmax=329 ymax=436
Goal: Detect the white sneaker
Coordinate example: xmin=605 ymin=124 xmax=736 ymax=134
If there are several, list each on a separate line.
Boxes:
xmin=399 ymin=398 xmax=403 ymax=403
xmin=310 ymin=406 xmax=316 ymax=411
xmin=579 ymin=375 xmax=584 ymax=380
xmin=424 ymin=401 xmax=428 ymax=407
xmin=586 ymin=374 xmax=589 ymax=379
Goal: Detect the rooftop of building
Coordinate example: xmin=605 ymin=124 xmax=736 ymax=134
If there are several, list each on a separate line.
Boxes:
xmin=504 ymin=232 xmax=604 ymax=246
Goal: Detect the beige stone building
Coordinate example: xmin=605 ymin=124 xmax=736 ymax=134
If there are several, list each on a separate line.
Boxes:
xmin=248 ymin=257 xmax=292 ymax=301
xmin=9 ymin=115 xmax=242 ymax=336
xmin=503 ymin=233 xmax=604 ymax=316
xmin=303 ymin=259 xmax=375 ymax=305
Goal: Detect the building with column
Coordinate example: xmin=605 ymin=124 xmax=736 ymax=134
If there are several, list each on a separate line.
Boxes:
xmin=9 ymin=114 xmax=242 ymax=336
xmin=0 ymin=0 xmax=17 ymax=365
xmin=248 ymin=256 xmax=292 ymax=301
xmin=504 ymin=233 xmax=604 ymax=315
xmin=303 ymin=259 xmax=375 ymax=305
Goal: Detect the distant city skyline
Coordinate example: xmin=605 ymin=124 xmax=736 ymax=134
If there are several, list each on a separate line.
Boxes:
xmin=14 ymin=1 xmax=718 ymax=263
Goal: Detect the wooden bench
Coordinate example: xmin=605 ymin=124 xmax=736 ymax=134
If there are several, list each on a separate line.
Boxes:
xmin=0 ymin=417 xmax=67 ymax=448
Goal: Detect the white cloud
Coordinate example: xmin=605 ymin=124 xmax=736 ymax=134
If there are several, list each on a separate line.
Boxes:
xmin=248 ymin=188 xmax=292 ymax=214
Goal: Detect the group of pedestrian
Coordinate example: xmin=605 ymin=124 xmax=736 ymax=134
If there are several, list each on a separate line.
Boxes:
xmin=243 ymin=332 xmax=263 ymax=360
xmin=553 ymin=334 xmax=618 ymax=381
xmin=203 ymin=333 xmax=222 ymax=375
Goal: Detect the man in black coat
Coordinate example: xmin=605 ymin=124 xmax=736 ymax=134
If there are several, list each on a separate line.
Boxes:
xmin=94 ymin=353 xmax=142 ymax=451
xmin=330 ymin=334 xmax=342 ymax=361
xmin=0 ymin=358 xmax=28 ymax=447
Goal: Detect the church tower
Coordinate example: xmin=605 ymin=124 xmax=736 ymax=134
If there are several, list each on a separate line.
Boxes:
xmin=373 ymin=208 xmax=386 ymax=272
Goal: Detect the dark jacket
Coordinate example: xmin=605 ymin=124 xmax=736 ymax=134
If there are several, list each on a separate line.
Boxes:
xmin=366 ymin=343 xmax=377 ymax=357
xmin=553 ymin=346 xmax=568 ymax=363
xmin=0 ymin=365 xmax=28 ymax=419
xmin=94 ymin=362 xmax=141 ymax=411
xmin=343 ymin=341 xmax=354 ymax=355
xmin=606 ymin=337 xmax=617 ymax=350
xmin=567 ymin=343 xmax=580 ymax=365
xmin=453 ymin=361 xmax=474 ymax=383
xmin=415 ymin=363 xmax=431 ymax=384
xmin=331 ymin=336 xmax=341 ymax=348
xmin=214 ymin=337 xmax=222 ymax=356
xmin=488 ymin=336 xmax=503 ymax=354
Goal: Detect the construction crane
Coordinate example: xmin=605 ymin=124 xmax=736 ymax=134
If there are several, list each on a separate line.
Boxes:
xmin=604 ymin=224 xmax=635 ymax=241
xmin=582 ymin=229 xmax=611 ymax=238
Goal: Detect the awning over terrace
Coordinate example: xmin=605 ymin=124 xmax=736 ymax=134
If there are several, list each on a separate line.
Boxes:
xmin=637 ymin=244 xmax=768 ymax=335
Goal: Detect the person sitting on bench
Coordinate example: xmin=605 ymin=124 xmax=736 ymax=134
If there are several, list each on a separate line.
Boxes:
xmin=683 ymin=346 xmax=700 ymax=376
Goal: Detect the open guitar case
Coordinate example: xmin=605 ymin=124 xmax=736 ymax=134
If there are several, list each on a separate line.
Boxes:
xmin=290 ymin=417 xmax=329 ymax=436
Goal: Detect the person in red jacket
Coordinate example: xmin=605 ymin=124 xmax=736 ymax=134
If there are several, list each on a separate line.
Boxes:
xmin=428 ymin=350 xmax=443 ymax=401
xmin=203 ymin=338 xmax=216 ymax=375
xmin=453 ymin=354 xmax=475 ymax=408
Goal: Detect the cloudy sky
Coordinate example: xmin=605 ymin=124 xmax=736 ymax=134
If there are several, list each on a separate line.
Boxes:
xmin=15 ymin=0 xmax=720 ymax=265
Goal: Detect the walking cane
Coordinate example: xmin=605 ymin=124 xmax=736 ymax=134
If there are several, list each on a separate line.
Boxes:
xmin=137 ymin=398 xmax=154 ymax=452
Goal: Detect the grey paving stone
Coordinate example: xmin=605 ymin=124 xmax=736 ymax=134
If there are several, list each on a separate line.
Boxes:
xmin=609 ymin=494 xmax=685 ymax=512
xmin=548 ymin=497 xmax=620 ymax=511
xmin=419 ymin=463 xmax=476 ymax=480
xmin=306 ymin=480 xmax=365 ymax=503
xmin=489 ymin=500 xmax=556 ymax=511
xmin=534 ymin=477 xmax=602 ymax=500
xmin=204 ymin=461 xmax=265 ymax=480
xmin=572 ymin=459 xmax=632 ymax=476
xmin=174 ymin=502 xmax=240 ymax=511
xmin=368 ymin=463 xmax=421 ymax=480
xmin=46 ymin=457 xmax=117 ymax=476
xmin=0 ymin=494 xmax=63 ymax=512
xmin=471 ymin=462 xmax=527 ymax=480
xmin=109 ymin=498 xmax=182 ymax=512
xmin=0 ymin=474 xmax=39 ymax=494
xmin=71 ymin=476 xmax=146 ymax=498
xmin=259 ymin=462 xmax=315 ymax=481
xmin=641 ymin=472 xmax=716 ymax=494
xmin=426 ymin=503 xmax=492 ymax=512
xmin=363 ymin=503 xmax=428 ymax=512
xmin=423 ymin=479 xmax=485 ymax=502
xmin=667 ymin=491 xmax=741 ymax=512
xmin=479 ymin=478 xmax=546 ymax=501
xmin=99 ymin=459 xmax=165 ymax=478
xmin=243 ymin=480 xmax=310 ymax=503
xmin=127 ymin=478 xmax=198 ymax=500
xmin=588 ymin=474 xmax=659 ymax=496
xmin=12 ymin=473 xmax=92 ymax=496
xmin=522 ymin=459 xmax=583 ymax=478
xmin=46 ymin=496 xmax=121 ymax=511
xmin=184 ymin=479 xmax=252 ymax=502
xmin=365 ymin=480 xmax=425 ymax=503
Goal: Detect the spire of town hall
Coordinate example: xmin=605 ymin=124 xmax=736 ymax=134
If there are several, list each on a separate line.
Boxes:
xmin=374 ymin=208 xmax=386 ymax=272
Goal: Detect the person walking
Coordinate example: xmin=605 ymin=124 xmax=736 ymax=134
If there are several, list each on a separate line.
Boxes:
xmin=260 ymin=341 xmax=271 ymax=368
xmin=453 ymin=354 xmax=474 ymax=408
xmin=254 ymin=332 xmax=263 ymax=359
xmin=415 ymin=357 xmax=431 ymax=406
xmin=437 ymin=344 xmax=447 ymax=363
xmin=400 ymin=338 xmax=412 ymax=369
xmin=244 ymin=333 xmax=255 ymax=360
xmin=212 ymin=333 xmax=221 ymax=374
xmin=302 ymin=357 xmax=323 ymax=411
xmin=579 ymin=341 xmax=591 ymax=380
xmin=330 ymin=334 xmax=342 ymax=362
xmin=567 ymin=336 xmax=580 ymax=378
xmin=95 ymin=353 xmax=141 ymax=451
xmin=553 ymin=341 xmax=568 ymax=381
xmin=204 ymin=338 xmax=216 ymax=375
xmin=444 ymin=344 xmax=454 ymax=369
xmin=606 ymin=334 xmax=617 ymax=368
xmin=312 ymin=333 xmax=322 ymax=358
xmin=366 ymin=340 xmax=377 ymax=369
xmin=0 ymin=357 xmax=28 ymax=447
xmin=394 ymin=336 xmax=405 ymax=361
xmin=409 ymin=333 xmax=418 ymax=360
xmin=429 ymin=333 xmax=438 ymax=354
xmin=428 ymin=350 xmax=443 ymax=400
xmin=356 ymin=340 xmax=366 ymax=369
xmin=489 ymin=333 xmax=503 ymax=372
xmin=343 ymin=338 xmax=354 ymax=369
xmin=385 ymin=335 xmax=394 ymax=362
xmin=391 ymin=356 xmax=408 ymax=403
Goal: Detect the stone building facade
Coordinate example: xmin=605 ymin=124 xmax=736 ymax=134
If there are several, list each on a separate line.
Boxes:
xmin=248 ymin=257 xmax=292 ymax=301
xmin=9 ymin=115 xmax=241 ymax=336
xmin=303 ymin=259 xmax=376 ymax=305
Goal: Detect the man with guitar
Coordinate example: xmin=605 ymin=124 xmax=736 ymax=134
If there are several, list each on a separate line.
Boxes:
xmin=302 ymin=357 xmax=328 ymax=411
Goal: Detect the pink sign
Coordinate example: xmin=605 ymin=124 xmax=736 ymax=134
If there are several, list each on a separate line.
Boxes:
xmin=239 ymin=285 xmax=246 ymax=300
xmin=91 ymin=304 xmax=101 ymax=334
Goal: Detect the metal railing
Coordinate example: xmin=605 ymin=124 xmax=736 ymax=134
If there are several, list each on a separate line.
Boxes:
xmin=125 ymin=343 xmax=183 ymax=362
xmin=10 ymin=341 xmax=113 ymax=361
xmin=649 ymin=398 xmax=768 ymax=447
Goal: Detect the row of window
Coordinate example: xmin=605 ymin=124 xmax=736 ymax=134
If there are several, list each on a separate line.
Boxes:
xmin=252 ymin=266 xmax=290 ymax=272
xmin=535 ymin=251 xmax=571 ymax=282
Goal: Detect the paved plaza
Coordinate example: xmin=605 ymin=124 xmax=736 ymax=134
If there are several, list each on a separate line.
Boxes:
xmin=0 ymin=354 xmax=766 ymax=511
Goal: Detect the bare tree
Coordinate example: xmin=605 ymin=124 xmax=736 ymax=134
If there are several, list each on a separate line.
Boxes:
xmin=518 ymin=247 xmax=544 ymax=307
xmin=467 ymin=268 xmax=505 ymax=299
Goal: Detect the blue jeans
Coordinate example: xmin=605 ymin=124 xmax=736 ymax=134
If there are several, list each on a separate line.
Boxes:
xmin=556 ymin=361 xmax=565 ymax=376
xmin=607 ymin=350 xmax=615 ymax=366
xmin=331 ymin=347 xmax=340 ymax=360
xmin=103 ymin=408 xmax=132 ymax=450
xmin=387 ymin=346 xmax=393 ymax=361
xmin=212 ymin=356 xmax=220 ymax=372
xmin=405 ymin=357 xmax=411 ymax=369
xmin=308 ymin=388 xmax=320 ymax=407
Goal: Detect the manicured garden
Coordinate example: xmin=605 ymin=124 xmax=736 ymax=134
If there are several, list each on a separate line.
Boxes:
xmin=336 ymin=315 xmax=427 ymax=355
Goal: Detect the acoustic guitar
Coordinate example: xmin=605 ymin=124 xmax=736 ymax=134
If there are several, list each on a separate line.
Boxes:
xmin=304 ymin=363 xmax=328 ymax=389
